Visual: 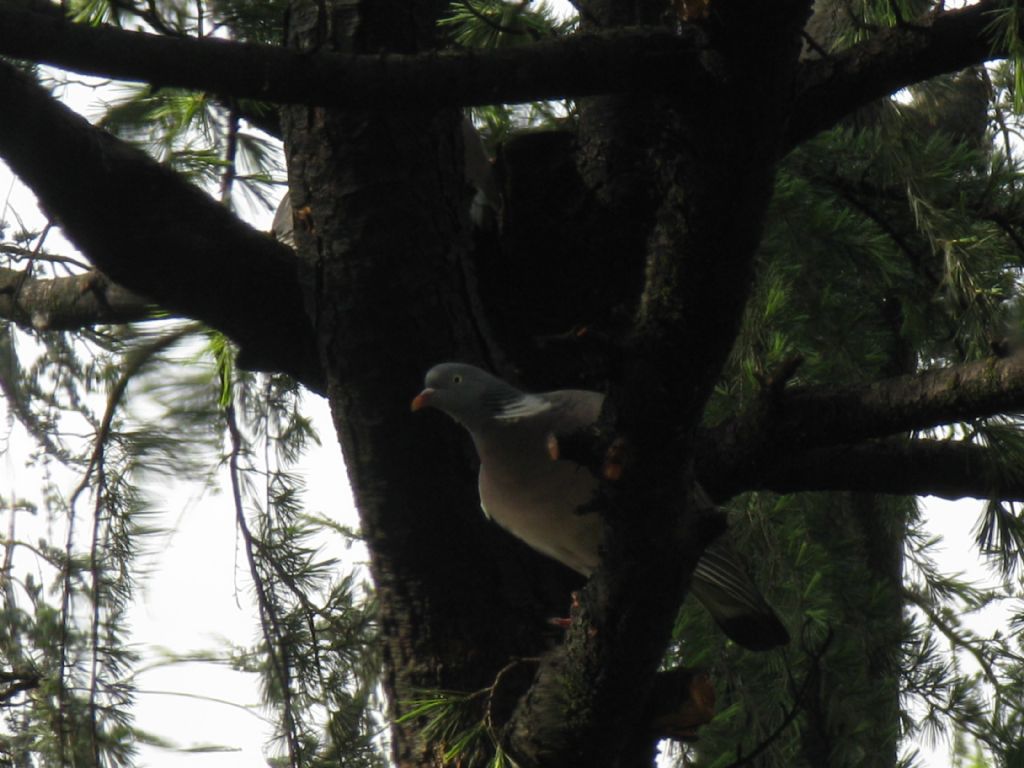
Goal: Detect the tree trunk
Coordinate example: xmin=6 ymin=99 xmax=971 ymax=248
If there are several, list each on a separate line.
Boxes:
xmin=280 ymin=1 xmax=585 ymax=764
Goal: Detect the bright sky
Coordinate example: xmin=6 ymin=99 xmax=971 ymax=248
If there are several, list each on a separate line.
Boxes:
xmin=123 ymin=393 xmax=358 ymax=766
xmin=0 ymin=7 xmax=1017 ymax=766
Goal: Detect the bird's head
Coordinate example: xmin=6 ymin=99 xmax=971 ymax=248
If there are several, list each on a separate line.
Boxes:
xmin=411 ymin=363 xmax=548 ymax=432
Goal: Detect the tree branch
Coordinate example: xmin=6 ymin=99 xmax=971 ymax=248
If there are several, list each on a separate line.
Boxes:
xmin=789 ymin=0 xmax=1012 ymax=148
xmin=702 ymin=437 xmax=1024 ymax=502
xmin=506 ymin=6 xmax=810 ymax=761
xmin=0 ymin=267 xmax=156 ymax=331
xmin=0 ymin=2 xmax=1017 ymax=143
xmin=700 ymin=355 xmax=1024 ymax=499
xmin=0 ymin=7 xmax=713 ymax=109
xmin=0 ymin=670 xmax=41 ymax=703
xmin=0 ymin=61 xmax=322 ymax=391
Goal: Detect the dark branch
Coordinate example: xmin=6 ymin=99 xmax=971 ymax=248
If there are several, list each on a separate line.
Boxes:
xmin=0 ymin=61 xmax=322 ymax=391
xmin=0 ymin=268 xmax=156 ymax=331
xmin=0 ymin=3 xmax=1016 ymax=137
xmin=789 ymin=1 xmax=1011 ymax=148
xmin=506 ymin=6 xmax=808 ymax=760
xmin=503 ymin=479 xmax=726 ymax=764
xmin=0 ymin=8 xmax=713 ymax=109
xmin=700 ymin=355 xmax=1024 ymax=499
xmin=0 ymin=670 xmax=41 ymax=703
xmin=701 ymin=437 xmax=1024 ymax=502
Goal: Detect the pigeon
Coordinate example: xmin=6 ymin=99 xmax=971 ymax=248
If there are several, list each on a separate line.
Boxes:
xmin=412 ymin=363 xmax=789 ymax=651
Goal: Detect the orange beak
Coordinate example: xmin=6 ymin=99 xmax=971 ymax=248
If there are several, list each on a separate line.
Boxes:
xmin=410 ymin=388 xmax=435 ymax=412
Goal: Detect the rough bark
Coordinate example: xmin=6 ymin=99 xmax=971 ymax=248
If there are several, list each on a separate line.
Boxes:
xmin=277 ymin=2 xmax=588 ymax=764
xmin=0 ymin=268 xmax=153 ymax=331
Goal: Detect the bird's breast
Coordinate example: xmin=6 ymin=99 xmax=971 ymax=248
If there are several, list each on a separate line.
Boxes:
xmin=478 ymin=453 xmax=602 ymax=576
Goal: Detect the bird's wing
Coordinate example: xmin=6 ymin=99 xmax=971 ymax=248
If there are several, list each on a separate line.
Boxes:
xmin=689 ymin=537 xmax=790 ymax=650
xmin=542 ymin=389 xmax=605 ymax=433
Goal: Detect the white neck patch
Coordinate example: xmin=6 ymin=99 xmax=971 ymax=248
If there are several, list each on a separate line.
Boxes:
xmin=493 ymin=394 xmax=552 ymax=422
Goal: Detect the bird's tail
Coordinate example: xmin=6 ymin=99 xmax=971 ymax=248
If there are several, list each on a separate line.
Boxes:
xmin=689 ymin=537 xmax=789 ymax=651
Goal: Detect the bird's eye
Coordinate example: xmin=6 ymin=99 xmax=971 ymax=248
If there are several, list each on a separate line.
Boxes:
xmin=452 ymin=374 xmax=463 ymax=384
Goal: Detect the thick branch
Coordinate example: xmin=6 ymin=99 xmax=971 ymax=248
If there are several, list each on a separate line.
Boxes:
xmin=0 ymin=670 xmax=41 ymax=703
xmin=506 ymin=7 xmax=810 ymax=762
xmin=0 ymin=8 xmax=712 ymax=109
xmin=705 ymin=437 xmax=1024 ymax=502
xmin=701 ymin=355 xmax=1024 ymax=498
xmin=0 ymin=268 xmax=155 ymax=331
xmin=0 ymin=3 xmax=1015 ymax=140
xmin=789 ymin=1 xmax=1011 ymax=148
xmin=0 ymin=61 xmax=322 ymax=391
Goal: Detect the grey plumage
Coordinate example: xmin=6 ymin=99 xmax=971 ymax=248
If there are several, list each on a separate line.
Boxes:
xmin=271 ymin=191 xmax=296 ymax=247
xmin=413 ymin=363 xmax=789 ymax=651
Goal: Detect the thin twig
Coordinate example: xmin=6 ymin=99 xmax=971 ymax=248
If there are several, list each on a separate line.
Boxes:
xmin=219 ymin=109 xmax=240 ymax=206
xmin=459 ymin=0 xmax=542 ymax=40
xmin=258 ymin=375 xmax=330 ymax=704
xmin=0 ymin=244 xmax=91 ymax=271
xmin=133 ymin=688 xmax=274 ymax=722
xmin=88 ymin=457 xmax=106 ymax=768
xmin=724 ymin=629 xmax=835 ymax=768
xmin=59 ymin=324 xmax=194 ymax=763
xmin=985 ymin=211 xmax=1024 ymax=257
xmin=12 ymin=221 xmax=52 ymax=303
xmin=903 ymin=587 xmax=1002 ymax=690
xmin=224 ymin=393 xmax=302 ymax=768
xmin=250 ymin=535 xmax=330 ymax=701
xmin=483 ymin=656 xmax=540 ymax=741
xmin=800 ymin=30 xmax=830 ymax=60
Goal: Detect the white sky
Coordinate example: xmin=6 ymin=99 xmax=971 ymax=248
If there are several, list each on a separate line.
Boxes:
xmin=0 ymin=7 xmax=1018 ymax=765
xmin=123 ymin=393 xmax=358 ymax=766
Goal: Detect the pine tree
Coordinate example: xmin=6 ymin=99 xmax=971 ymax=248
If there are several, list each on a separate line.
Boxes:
xmin=0 ymin=1 xmax=1023 ymax=767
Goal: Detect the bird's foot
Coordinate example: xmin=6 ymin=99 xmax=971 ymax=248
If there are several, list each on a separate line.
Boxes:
xmin=547 ymin=590 xmax=582 ymax=629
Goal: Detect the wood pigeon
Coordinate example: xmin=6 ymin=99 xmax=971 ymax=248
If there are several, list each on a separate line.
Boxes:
xmin=412 ymin=363 xmax=789 ymax=651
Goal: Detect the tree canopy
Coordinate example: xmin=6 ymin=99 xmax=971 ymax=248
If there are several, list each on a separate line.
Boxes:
xmin=2 ymin=0 xmax=1024 ymax=767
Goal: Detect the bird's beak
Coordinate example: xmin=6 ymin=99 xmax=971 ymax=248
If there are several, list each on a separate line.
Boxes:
xmin=410 ymin=388 xmax=435 ymax=412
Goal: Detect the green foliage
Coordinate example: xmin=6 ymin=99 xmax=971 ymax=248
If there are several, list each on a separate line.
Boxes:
xmin=0 ymin=320 xmax=214 ymax=766
xmin=449 ymin=0 xmax=576 ymax=146
xmin=98 ymin=84 xmax=282 ymax=210
xmin=694 ymin=58 xmax=1024 ymax=768
xmin=0 ymin=49 xmax=366 ymax=768
xmin=986 ymin=1 xmax=1024 ymax=113
xmin=225 ymin=369 xmax=381 ymax=768
xmin=396 ymin=660 xmax=534 ymax=768
xmin=440 ymin=0 xmax=571 ymax=49
xmin=207 ymin=0 xmax=289 ymax=44
xmin=3 ymin=1 xmax=1024 ymax=767
xmin=824 ymin=0 xmax=938 ymax=48
xmin=65 ymin=0 xmax=286 ymax=40
xmin=0 ymin=305 xmax=381 ymax=766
